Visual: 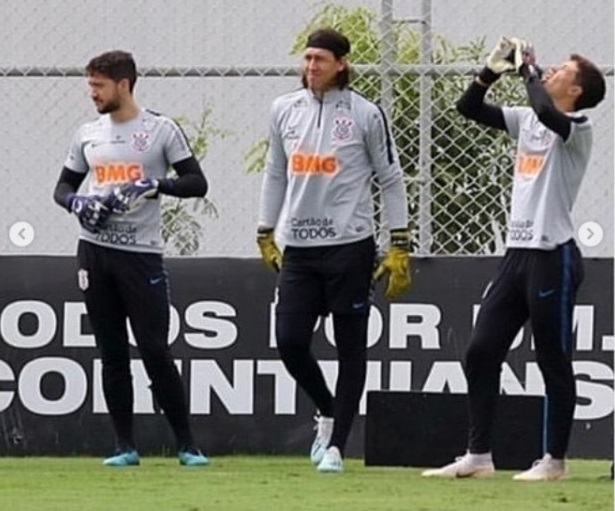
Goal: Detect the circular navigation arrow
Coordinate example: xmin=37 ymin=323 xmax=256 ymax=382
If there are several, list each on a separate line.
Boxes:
xmin=9 ymin=221 xmax=35 ymax=247
xmin=578 ymin=221 xmax=603 ymax=248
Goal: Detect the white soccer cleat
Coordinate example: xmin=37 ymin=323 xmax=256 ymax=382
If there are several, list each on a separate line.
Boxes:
xmin=513 ymin=454 xmax=566 ymax=481
xmin=317 ymin=446 xmax=343 ymax=473
xmin=421 ymin=452 xmax=495 ymax=478
xmin=310 ymin=415 xmax=334 ymax=465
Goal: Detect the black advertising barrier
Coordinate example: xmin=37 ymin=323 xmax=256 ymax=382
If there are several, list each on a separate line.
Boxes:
xmin=0 ymin=256 xmax=612 ymax=459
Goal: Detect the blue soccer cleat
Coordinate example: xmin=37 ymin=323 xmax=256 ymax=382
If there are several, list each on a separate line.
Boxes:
xmin=102 ymin=449 xmax=140 ymax=467
xmin=178 ymin=448 xmax=210 ymax=467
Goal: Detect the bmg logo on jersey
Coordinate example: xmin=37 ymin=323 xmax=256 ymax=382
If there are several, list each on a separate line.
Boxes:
xmin=290 ymin=152 xmax=338 ymax=175
xmin=94 ymin=162 xmax=144 ymax=184
xmin=515 ymin=152 xmax=546 ymax=177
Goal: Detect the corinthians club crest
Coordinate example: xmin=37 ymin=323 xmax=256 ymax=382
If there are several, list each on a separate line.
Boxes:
xmin=77 ymin=268 xmax=89 ymax=291
xmin=131 ymin=131 xmax=151 ymax=152
xmin=332 ymin=116 xmax=353 ymax=143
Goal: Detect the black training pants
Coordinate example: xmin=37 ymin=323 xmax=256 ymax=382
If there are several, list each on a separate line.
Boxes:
xmin=275 ymin=238 xmax=375 ymax=455
xmin=77 ymin=240 xmax=194 ymax=451
xmin=465 ymin=240 xmax=583 ymax=459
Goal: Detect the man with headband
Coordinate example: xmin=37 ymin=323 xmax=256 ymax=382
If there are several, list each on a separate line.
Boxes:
xmin=256 ymin=28 xmax=411 ymax=473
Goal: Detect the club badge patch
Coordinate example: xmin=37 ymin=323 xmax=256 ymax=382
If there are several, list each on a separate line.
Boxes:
xmin=131 ymin=132 xmax=151 ymax=152
xmin=331 ymin=117 xmax=353 ymax=142
xmin=77 ymin=269 xmax=89 ymax=291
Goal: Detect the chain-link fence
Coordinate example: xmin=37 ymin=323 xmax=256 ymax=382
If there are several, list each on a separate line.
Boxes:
xmin=1 ymin=0 xmax=612 ymax=257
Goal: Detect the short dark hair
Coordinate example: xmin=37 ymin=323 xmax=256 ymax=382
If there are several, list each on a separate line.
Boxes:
xmin=86 ymin=50 xmax=137 ymax=92
xmin=570 ymin=54 xmax=606 ymax=111
xmin=302 ymin=27 xmax=352 ymax=89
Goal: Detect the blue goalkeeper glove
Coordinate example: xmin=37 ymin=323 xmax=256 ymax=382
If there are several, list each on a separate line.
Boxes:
xmin=67 ymin=194 xmax=111 ymax=234
xmin=107 ymin=178 xmax=160 ymax=213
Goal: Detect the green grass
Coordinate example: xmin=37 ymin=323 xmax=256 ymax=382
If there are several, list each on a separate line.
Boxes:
xmin=0 ymin=456 xmax=611 ymax=511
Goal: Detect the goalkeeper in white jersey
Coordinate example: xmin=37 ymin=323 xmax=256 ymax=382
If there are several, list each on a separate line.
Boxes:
xmin=53 ymin=50 xmax=209 ymax=467
xmin=257 ymin=28 xmax=411 ymax=473
xmin=422 ymin=38 xmax=605 ymax=481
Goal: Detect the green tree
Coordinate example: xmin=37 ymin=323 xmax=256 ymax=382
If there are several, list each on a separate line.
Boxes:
xmin=162 ymin=103 xmax=227 ymax=255
xmin=246 ymin=4 xmax=528 ymax=255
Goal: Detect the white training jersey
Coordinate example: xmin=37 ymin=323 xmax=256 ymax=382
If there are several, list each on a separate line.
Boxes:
xmin=64 ymin=109 xmax=193 ymax=253
xmin=258 ymin=87 xmax=408 ymax=248
xmin=502 ymin=106 xmax=593 ymax=250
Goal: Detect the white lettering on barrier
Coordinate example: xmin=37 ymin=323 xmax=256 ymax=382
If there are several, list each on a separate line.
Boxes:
xmin=269 ymin=303 xmax=440 ymax=349
xmin=18 ymin=357 xmax=86 ymax=415
xmin=184 ymin=301 xmax=238 ymax=349
xmin=422 ymin=361 xmax=467 ymax=393
xmin=501 ymin=361 xmax=615 ymax=421
xmin=389 ymin=304 xmax=441 ymax=349
xmin=61 ymin=302 xmax=236 ymax=349
xmin=169 ymin=306 xmax=181 ymax=345
xmin=91 ymin=359 xmax=183 ymax=414
xmin=63 ymin=302 xmax=94 ymax=348
xmin=0 ymin=298 xmax=612 ymax=422
xmin=0 ymin=300 xmax=610 ymax=354
xmin=0 ymin=359 xmax=15 ymax=411
xmin=0 ymin=357 xmax=611 ymax=420
xmin=1 ymin=300 xmax=57 ymax=349
xmin=573 ymin=361 xmax=614 ymax=420
xmin=389 ymin=361 xmax=412 ymax=391
xmin=574 ymin=306 xmax=595 ymax=351
xmin=190 ymin=360 xmax=254 ymax=414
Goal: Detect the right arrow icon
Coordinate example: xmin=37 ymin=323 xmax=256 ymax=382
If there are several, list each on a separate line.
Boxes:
xmin=578 ymin=221 xmax=603 ymax=248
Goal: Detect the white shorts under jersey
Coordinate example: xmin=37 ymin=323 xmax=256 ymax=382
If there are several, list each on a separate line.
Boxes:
xmin=64 ymin=109 xmax=193 ymax=253
xmin=258 ymin=87 xmax=408 ymax=248
xmin=502 ymin=106 xmax=593 ymax=250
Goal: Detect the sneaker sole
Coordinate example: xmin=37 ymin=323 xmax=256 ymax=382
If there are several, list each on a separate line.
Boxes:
xmin=103 ymin=459 xmax=140 ymax=467
xmin=422 ymin=468 xmax=494 ymax=478
xmin=179 ymin=457 xmax=210 ymax=467
xmin=513 ymin=473 xmax=566 ymax=481
xmin=317 ymin=466 xmax=343 ymax=473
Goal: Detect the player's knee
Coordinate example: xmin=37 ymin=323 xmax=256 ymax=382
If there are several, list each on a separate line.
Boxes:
xmin=464 ymin=339 xmax=493 ymax=371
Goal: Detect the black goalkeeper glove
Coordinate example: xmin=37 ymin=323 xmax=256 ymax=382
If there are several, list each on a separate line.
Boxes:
xmin=107 ymin=178 xmax=160 ymax=213
xmin=67 ymin=194 xmax=111 ymax=234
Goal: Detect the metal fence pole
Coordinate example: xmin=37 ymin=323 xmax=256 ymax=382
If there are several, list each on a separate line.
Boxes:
xmin=378 ymin=0 xmax=396 ymax=249
xmin=417 ymin=0 xmax=434 ymax=255
xmin=380 ymin=0 xmax=395 ymax=117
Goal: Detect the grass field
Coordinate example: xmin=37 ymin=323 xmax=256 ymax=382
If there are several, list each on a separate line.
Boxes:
xmin=0 ymin=456 xmax=611 ymax=511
